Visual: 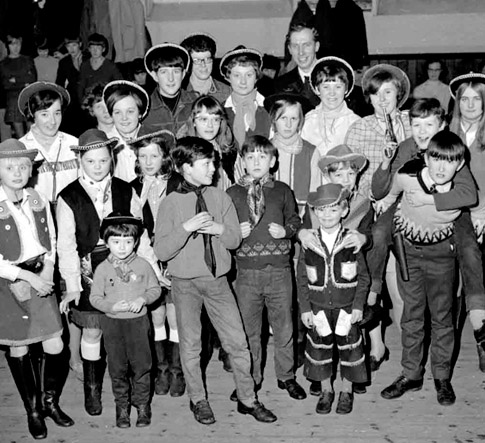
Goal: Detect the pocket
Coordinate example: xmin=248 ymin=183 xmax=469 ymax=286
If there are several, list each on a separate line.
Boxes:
xmin=306 ymin=265 xmax=318 ymax=284
xmin=341 ymin=261 xmax=357 ymax=281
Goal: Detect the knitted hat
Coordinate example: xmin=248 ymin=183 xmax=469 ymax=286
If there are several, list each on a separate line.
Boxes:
xmin=0 ymin=139 xmax=38 ymax=161
xmin=307 ymin=183 xmax=350 ymax=208
xmin=18 ymin=82 xmax=70 ymax=117
xmin=310 ymin=56 xmax=355 ymax=97
xmin=449 ymin=72 xmax=485 ymax=99
xmin=70 ymin=129 xmax=119 ymax=153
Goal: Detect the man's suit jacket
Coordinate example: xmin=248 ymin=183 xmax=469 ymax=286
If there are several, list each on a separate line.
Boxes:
xmin=274 ymin=67 xmax=320 ymax=109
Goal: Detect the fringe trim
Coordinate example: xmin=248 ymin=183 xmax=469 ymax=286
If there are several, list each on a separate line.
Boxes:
xmin=306 ymin=333 xmax=333 ymax=348
xmin=337 ymin=336 xmax=363 ymax=350
xmin=305 ymin=352 xmax=333 ymax=366
xmin=340 ymin=355 xmax=366 ymax=367
xmin=37 ymin=159 xmax=79 ymax=174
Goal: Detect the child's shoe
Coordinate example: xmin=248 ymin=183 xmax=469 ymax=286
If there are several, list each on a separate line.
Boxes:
xmin=116 ymin=406 xmax=131 ymax=428
xmin=136 ymin=404 xmax=151 ymax=427
xmin=434 ymin=379 xmax=455 ymax=406
xmin=190 ymin=399 xmax=216 ymax=425
xmin=315 ymin=390 xmax=334 ymax=414
xmin=335 ymin=392 xmax=353 ymax=414
xmin=473 ymin=323 xmax=485 ymax=372
xmin=170 ymin=374 xmax=186 ymax=397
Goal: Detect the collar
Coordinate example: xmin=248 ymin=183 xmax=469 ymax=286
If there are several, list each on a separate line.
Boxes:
xmin=225 ymin=91 xmax=265 ymax=110
xmin=0 ymin=186 xmax=32 ymax=204
xmin=298 ymin=66 xmax=315 ymax=83
xmin=80 ymin=173 xmax=111 ymax=189
xmin=188 ymin=77 xmax=218 ymax=94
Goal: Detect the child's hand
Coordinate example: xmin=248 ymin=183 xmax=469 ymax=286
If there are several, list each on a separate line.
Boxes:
xmin=351 ymin=309 xmax=363 ymax=324
xmin=240 ymin=221 xmax=252 ymax=239
xmin=183 ymin=212 xmax=213 ymax=233
xmin=112 ymin=300 xmax=130 ymax=312
xmin=198 ymin=221 xmax=225 ymax=236
xmin=23 ymin=271 xmax=54 ymax=297
xmin=342 ymin=230 xmax=366 ymax=253
xmin=383 ymin=141 xmax=398 ymax=161
xmin=301 ymin=311 xmax=313 ymax=329
xmin=405 ymin=188 xmax=434 ymax=207
xmin=367 ymin=291 xmax=378 ymax=306
xmin=59 ymin=291 xmax=81 ymax=314
xmin=128 ymin=297 xmax=145 ymax=313
xmin=268 ymin=222 xmax=285 ymax=239
xmin=298 ymin=228 xmax=320 ymax=250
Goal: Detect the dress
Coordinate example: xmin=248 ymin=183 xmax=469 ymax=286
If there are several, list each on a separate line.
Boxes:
xmin=0 ymin=187 xmax=62 ymax=346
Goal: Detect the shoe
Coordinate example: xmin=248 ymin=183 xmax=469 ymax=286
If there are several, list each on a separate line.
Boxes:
xmin=219 ymin=348 xmax=233 ymax=373
xmin=336 ymin=392 xmax=353 ymax=414
xmin=353 ymin=383 xmax=367 ymax=394
xmin=434 ymin=379 xmax=456 ymax=406
xmin=315 ymin=390 xmax=334 ymax=414
xmin=381 ymin=375 xmax=423 ymax=400
xmin=309 ymin=380 xmax=322 ymax=397
xmin=116 ymin=406 xmax=131 ymax=428
xmin=230 ymin=389 xmax=238 ymax=402
xmin=170 ymin=374 xmax=186 ymax=397
xmin=190 ymin=400 xmax=216 ymax=425
xmin=83 ymin=359 xmax=104 ymax=416
xmin=477 ymin=343 xmax=485 ymax=373
xmin=136 ymin=404 xmax=152 ymax=427
xmin=154 ymin=341 xmax=171 ymax=395
xmin=42 ymin=353 xmax=75 ymax=427
xmin=277 ymin=379 xmax=307 ymax=400
xmin=237 ymin=400 xmax=277 ymax=423
xmin=369 ymin=348 xmax=390 ymax=372
xmin=7 ymin=354 xmax=48 ymax=439
xmin=155 ymin=371 xmax=171 ymax=395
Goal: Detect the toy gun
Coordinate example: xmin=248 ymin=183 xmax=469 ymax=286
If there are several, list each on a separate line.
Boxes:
xmin=383 ymin=107 xmax=398 ymax=159
xmin=392 ymin=231 xmax=409 ymax=281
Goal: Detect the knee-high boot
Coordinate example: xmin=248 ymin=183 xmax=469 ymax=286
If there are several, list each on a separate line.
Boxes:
xmin=83 ymin=357 xmax=105 ymax=415
xmin=169 ymin=342 xmax=185 ymax=397
xmin=154 ymin=340 xmax=170 ymax=395
xmin=7 ymin=353 xmax=48 ymax=439
xmin=42 ymin=351 xmax=75 ymax=427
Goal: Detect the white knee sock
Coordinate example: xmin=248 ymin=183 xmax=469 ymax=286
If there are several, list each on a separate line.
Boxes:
xmin=81 ymin=339 xmax=100 ymax=361
xmin=169 ymin=328 xmax=179 ymax=343
xmin=154 ymin=326 xmax=167 ymax=341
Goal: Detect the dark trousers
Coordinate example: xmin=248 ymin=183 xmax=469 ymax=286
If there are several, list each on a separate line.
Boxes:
xmin=100 ymin=315 xmax=152 ymax=408
xmin=398 ymin=239 xmax=456 ymax=380
xmin=234 ymin=266 xmax=294 ymax=385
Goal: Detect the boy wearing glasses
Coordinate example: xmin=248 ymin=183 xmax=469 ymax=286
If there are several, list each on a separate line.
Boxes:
xmin=143 ymin=43 xmax=197 ymax=134
xmin=180 ymin=33 xmax=230 ymax=104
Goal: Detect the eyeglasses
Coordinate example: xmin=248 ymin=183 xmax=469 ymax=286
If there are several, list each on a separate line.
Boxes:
xmin=195 ymin=116 xmax=222 ymax=125
xmin=192 ymin=57 xmax=213 ymax=66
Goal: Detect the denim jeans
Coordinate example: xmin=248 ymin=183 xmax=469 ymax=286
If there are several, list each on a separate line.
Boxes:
xmin=100 ymin=315 xmax=152 ymax=408
xmin=234 ymin=266 xmax=294 ymax=385
xmin=171 ymin=276 xmax=255 ymax=404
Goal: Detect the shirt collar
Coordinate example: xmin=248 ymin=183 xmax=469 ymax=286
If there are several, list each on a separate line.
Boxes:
xmin=224 ymin=91 xmax=265 ymax=109
xmin=0 ymin=186 xmax=32 ymax=204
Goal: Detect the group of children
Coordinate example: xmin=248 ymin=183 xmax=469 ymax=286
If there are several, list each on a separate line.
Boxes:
xmin=2 ymin=22 xmax=485 ymax=440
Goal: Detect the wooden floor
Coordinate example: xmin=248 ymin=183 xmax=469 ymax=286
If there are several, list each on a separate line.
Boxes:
xmin=1 ymin=321 xmax=484 ymax=443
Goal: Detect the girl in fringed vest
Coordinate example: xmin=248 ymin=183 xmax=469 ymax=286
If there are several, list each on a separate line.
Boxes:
xmin=57 ymin=129 xmax=162 ymax=418
xmin=129 ymin=127 xmax=186 ymax=397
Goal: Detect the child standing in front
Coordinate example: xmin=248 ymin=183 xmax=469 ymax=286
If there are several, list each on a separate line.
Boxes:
xmin=90 ymin=212 xmax=161 ymax=428
xmin=298 ymin=183 xmax=369 ymax=415
xmin=154 ymin=136 xmax=277 ymax=425
xmin=227 ymin=135 xmax=305 ymax=401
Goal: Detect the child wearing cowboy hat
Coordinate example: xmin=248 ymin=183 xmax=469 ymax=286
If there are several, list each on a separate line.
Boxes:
xmin=297 ymin=182 xmax=369 ymax=415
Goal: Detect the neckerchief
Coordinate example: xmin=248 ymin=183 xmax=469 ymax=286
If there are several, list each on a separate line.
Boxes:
xmin=176 ymin=179 xmax=216 ymax=275
xmin=271 ymin=132 xmax=303 ymax=155
xmin=107 ymin=251 xmax=137 ymax=283
xmin=238 ymin=173 xmax=273 ymax=228
xmin=231 ymin=89 xmax=257 ymax=147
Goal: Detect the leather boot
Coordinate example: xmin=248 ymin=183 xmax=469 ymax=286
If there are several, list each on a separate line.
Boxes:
xmin=83 ymin=358 xmax=105 ymax=415
xmin=474 ymin=322 xmax=485 ymax=373
xmin=154 ymin=340 xmax=170 ymax=395
xmin=169 ymin=343 xmax=186 ymax=397
xmin=42 ymin=352 xmax=75 ymax=427
xmin=7 ymin=354 xmax=47 ymax=439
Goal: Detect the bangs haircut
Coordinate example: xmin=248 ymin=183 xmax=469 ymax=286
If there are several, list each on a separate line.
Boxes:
xmin=82 ymin=83 xmax=105 ymax=112
xmin=0 ymin=157 xmax=32 ymax=167
xmin=150 ymin=49 xmax=186 ymax=71
xmin=364 ymin=70 xmax=403 ymax=103
xmin=409 ymin=98 xmax=445 ymax=124
xmin=171 ymin=136 xmax=214 ymax=169
xmin=104 ymin=86 xmax=144 ymax=116
xmin=269 ymin=99 xmax=304 ymax=133
xmin=226 ymin=56 xmax=261 ymax=79
xmin=181 ymin=35 xmax=216 ymax=58
xmin=27 ymin=90 xmax=66 ymax=121
xmin=426 ymin=130 xmax=466 ymax=163
xmin=131 ymin=135 xmax=174 ymax=179
xmin=241 ymin=135 xmax=277 ymax=158
xmin=325 ymin=161 xmax=360 ymax=175
xmin=102 ymin=222 xmax=143 ymax=245
xmin=314 ymin=65 xmax=349 ymax=90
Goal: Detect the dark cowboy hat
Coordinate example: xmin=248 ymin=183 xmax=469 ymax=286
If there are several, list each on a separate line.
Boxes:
xmin=449 ymin=72 xmax=485 ymax=99
xmin=70 ymin=129 xmax=119 ymax=153
xmin=100 ymin=211 xmax=144 ymax=238
xmin=0 ymin=139 xmax=38 ymax=161
xmin=144 ymin=43 xmax=191 ymax=74
xmin=310 ymin=56 xmax=355 ymax=97
xmin=219 ymin=45 xmax=263 ymax=80
xmin=263 ymin=92 xmax=313 ymax=115
xmin=362 ymin=64 xmax=411 ymax=109
xmin=307 ymin=183 xmax=350 ymax=208
xmin=128 ymin=126 xmax=176 ymax=150
xmin=18 ymin=81 xmax=70 ymax=117
xmin=317 ymin=144 xmax=367 ymax=173
xmin=102 ymin=80 xmax=150 ymax=120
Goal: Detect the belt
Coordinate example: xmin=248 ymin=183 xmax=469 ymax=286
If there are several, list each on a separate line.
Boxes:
xmin=17 ymin=255 xmax=45 ymax=274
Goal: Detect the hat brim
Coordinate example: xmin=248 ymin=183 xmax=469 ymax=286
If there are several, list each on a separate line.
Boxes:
xmin=263 ymin=93 xmax=313 ymax=115
xmin=307 ymin=186 xmax=350 ymax=208
xmin=310 ymin=57 xmax=355 ymax=98
xmin=0 ymin=150 xmax=38 ymax=162
xmin=103 ymin=80 xmax=150 ymax=120
xmin=449 ymin=72 xmax=485 ymax=99
xmin=144 ymin=44 xmax=191 ymax=74
xmin=128 ymin=129 xmax=176 ymax=146
xmin=100 ymin=216 xmax=144 ymax=237
xmin=219 ymin=48 xmax=263 ymax=80
xmin=318 ymin=152 xmax=366 ymax=173
xmin=362 ymin=64 xmax=411 ymax=109
xmin=70 ymin=138 xmax=119 ymax=153
xmin=18 ymin=82 xmax=70 ymax=117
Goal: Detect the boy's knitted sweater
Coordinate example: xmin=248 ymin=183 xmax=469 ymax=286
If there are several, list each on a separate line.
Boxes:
xmin=227 ymin=180 xmax=301 ymax=269
xmin=89 ymin=255 xmax=161 ymax=319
